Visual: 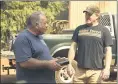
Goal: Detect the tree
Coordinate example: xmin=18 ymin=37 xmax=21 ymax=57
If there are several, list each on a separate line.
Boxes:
xmin=1 ymin=1 xmax=67 ymax=49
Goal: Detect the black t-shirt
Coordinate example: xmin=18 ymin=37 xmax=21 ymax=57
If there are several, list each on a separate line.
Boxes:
xmin=72 ymin=24 xmax=113 ymax=69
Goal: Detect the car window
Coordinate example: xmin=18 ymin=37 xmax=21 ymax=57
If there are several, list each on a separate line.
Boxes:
xmin=99 ymin=13 xmax=115 ymax=37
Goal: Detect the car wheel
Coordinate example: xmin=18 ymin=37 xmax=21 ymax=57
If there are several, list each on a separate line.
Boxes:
xmin=55 ymin=60 xmax=77 ymax=83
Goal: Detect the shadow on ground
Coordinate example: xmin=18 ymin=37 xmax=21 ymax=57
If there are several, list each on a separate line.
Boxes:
xmin=1 ymin=75 xmax=16 ymax=83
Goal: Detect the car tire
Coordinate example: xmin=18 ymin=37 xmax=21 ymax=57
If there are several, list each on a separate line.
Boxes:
xmin=55 ymin=60 xmax=77 ymax=83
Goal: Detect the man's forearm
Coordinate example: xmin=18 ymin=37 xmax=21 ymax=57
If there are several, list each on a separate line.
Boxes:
xmin=104 ymin=47 xmax=112 ymax=70
xmin=68 ymin=42 xmax=77 ymax=64
xmin=19 ymin=58 xmax=49 ymax=69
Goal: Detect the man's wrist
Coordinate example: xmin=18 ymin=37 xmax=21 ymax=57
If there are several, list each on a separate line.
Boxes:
xmin=104 ymin=66 xmax=110 ymax=70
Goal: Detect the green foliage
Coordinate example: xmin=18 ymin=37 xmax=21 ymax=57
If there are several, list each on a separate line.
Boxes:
xmin=1 ymin=1 xmax=67 ymax=49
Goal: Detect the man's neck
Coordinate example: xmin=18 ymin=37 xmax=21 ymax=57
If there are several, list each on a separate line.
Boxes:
xmin=28 ymin=28 xmax=39 ymax=36
xmin=87 ymin=21 xmax=99 ymax=27
xmin=92 ymin=22 xmax=99 ymax=26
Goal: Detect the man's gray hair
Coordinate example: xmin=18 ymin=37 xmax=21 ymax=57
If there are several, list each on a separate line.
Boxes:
xmin=26 ymin=11 xmax=45 ymax=28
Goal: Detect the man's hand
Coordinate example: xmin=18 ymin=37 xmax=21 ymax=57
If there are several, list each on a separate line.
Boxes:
xmin=101 ymin=46 xmax=112 ymax=80
xmin=48 ymin=59 xmax=62 ymax=71
xmin=100 ymin=68 xmax=110 ymax=80
xmin=67 ymin=64 xmax=75 ymax=77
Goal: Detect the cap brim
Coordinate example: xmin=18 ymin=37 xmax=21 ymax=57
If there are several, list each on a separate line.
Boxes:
xmin=83 ymin=10 xmax=87 ymax=13
xmin=83 ymin=10 xmax=89 ymax=13
xmin=83 ymin=10 xmax=93 ymax=15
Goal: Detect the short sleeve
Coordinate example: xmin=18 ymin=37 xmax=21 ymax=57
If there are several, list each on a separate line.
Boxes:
xmin=103 ymin=27 xmax=113 ymax=47
xmin=72 ymin=28 xmax=79 ymax=43
xmin=13 ymin=36 xmax=32 ymax=62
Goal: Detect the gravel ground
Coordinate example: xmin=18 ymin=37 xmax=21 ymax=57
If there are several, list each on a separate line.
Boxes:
xmin=1 ymin=51 xmax=117 ymax=83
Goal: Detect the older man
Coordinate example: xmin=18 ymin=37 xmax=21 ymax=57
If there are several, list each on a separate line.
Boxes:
xmin=13 ymin=11 xmax=61 ymax=83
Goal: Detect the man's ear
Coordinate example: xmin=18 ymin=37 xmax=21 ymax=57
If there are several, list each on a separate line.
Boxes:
xmin=35 ymin=23 xmax=39 ymax=29
xmin=36 ymin=22 xmax=42 ymax=29
xmin=96 ymin=13 xmax=100 ymax=17
xmin=95 ymin=13 xmax=100 ymax=20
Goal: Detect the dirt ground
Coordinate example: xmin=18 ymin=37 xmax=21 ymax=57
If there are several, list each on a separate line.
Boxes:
xmin=1 ymin=58 xmax=16 ymax=83
xmin=1 ymin=55 xmax=117 ymax=83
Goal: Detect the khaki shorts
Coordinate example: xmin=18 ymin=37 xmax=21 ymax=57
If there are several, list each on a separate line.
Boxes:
xmin=73 ymin=66 xmax=102 ymax=83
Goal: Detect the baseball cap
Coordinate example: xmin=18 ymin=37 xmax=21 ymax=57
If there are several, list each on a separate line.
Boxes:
xmin=83 ymin=5 xmax=100 ymax=15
